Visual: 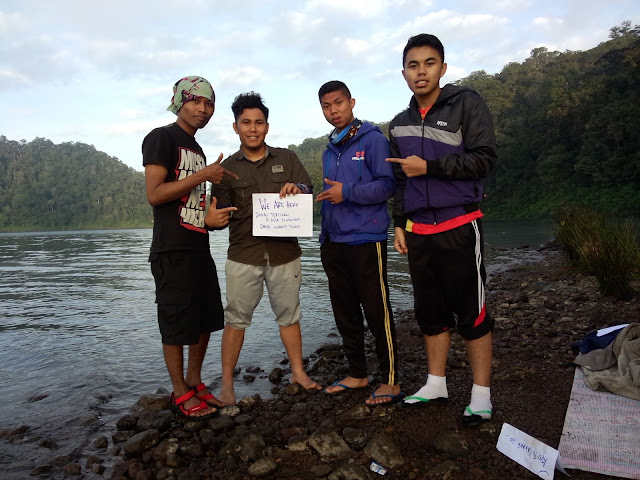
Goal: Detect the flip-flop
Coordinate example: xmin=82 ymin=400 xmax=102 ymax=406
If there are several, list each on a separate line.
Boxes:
xmin=365 ymin=391 xmax=406 ymax=406
xmin=398 ymin=395 xmax=450 ymax=409
xmin=324 ymin=381 xmax=369 ymax=395
xmin=190 ymin=382 xmax=224 ymax=408
xmin=462 ymin=406 xmax=492 ymax=427
xmin=170 ymin=390 xmax=218 ymax=421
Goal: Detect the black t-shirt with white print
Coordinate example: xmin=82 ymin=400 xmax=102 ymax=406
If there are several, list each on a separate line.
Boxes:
xmin=142 ymin=122 xmax=210 ymax=253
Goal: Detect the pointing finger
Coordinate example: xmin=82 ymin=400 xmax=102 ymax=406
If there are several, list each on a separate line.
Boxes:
xmin=218 ymin=206 xmax=237 ymax=213
xmin=223 ymin=168 xmax=239 ymax=180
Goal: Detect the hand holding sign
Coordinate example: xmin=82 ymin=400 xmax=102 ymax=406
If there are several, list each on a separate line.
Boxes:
xmin=252 ymin=193 xmax=312 ymax=237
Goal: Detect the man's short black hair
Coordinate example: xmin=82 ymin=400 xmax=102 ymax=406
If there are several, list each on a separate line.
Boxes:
xmin=318 ymin=80 xmax=351 ymax=102
xmin=402 ymin=34 xmax=445 ymax=66
xmin=231 ymin=91 xmax=269 ymax=122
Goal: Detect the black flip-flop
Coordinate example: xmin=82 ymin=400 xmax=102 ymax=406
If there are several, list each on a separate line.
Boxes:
xmin=398 ymin=395 xmax=450 ymax=409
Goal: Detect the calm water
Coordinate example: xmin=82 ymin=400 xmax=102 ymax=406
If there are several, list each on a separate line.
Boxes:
xmin=0 ymin=221 xmax=552 ymax=478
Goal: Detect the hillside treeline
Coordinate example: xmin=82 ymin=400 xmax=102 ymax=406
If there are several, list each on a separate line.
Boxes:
xmin=291 ymin=21 xmax=640 ymax=219
xmin=1 ymin=23 xmax=638 ymax=232
xmin=0 ymin=137 xmax=151 ymax=231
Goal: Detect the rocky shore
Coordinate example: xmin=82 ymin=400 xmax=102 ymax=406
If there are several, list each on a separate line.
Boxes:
xmin=12 ymin=247 xmax=640 ymax=479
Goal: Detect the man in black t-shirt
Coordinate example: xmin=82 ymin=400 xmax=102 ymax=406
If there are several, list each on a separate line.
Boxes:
xmin=142 ymin=76 xmax=237 ymax=420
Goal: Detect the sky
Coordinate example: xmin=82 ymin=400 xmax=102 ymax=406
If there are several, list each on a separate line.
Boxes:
xmin=1 ymin=1 xmax=638 ymax=172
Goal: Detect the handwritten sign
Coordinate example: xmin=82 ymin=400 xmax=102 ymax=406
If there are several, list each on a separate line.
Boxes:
xmin=497 ymin=423 xmax=568 ymax=479
xmin=252 ymin=193 xmax=313 ymax=237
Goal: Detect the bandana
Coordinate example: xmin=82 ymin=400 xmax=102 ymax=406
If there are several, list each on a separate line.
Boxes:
xmin=330 ymin=119 xmax=362 ymax=146
xmin=166 ymin=76 xmax=215 ymax=115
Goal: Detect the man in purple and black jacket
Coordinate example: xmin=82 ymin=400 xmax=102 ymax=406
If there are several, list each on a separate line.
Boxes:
xmin=387 ymin=34 xmax=498 ymax=426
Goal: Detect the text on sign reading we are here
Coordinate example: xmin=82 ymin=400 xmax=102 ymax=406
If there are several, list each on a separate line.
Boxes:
xmin=252 ymin=193 xmax=313 ymax=237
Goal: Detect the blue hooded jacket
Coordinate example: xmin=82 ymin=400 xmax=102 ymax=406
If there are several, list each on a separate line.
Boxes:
xmin=319 ymin=121 xmax=395 ymax=244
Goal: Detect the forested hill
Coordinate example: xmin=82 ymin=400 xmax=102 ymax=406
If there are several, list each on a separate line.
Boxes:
xmin=0 ymin=137 xmax=150 ymax=231
xmin=1 ymin=23 xmax=638 ymax=232
xmin=291 ymin=22 xmax=640 ymax=219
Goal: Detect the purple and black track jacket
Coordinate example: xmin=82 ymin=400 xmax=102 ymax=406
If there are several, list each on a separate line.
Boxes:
xmin=319 ymin=121 xmax=395 ymax=244
xmin=389 ymin=84 xmax=497 ymax=229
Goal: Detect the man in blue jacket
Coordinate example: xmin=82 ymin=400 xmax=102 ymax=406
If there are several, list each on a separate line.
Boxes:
xmin=387 ymin=34 xmax=497 ymax=425
xmin=317 ymin=80 xmax=402 ymax=406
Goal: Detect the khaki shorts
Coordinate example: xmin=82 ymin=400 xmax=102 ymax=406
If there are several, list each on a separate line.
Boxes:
xmin=224 ymin=257 xmax=302 ymax=329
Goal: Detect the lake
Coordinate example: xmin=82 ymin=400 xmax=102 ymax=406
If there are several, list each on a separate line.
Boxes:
xmin=0 ymin=220 xmax=553 ymax=478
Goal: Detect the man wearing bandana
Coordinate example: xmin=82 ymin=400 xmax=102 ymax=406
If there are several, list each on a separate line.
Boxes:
xmin=316 ymin=81 xmax=402 ymax=406
xmin=142 ymin=76 xmax=237 ymax=420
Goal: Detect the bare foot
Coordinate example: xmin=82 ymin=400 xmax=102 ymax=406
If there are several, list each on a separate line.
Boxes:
xmin=324 ymin=376 xmax=369 ymax=394
xmin=218 ymin=384 xmax=236 ymax=406
xmin=365 ymin=383 xmax=402 ymax=406
xmin=290 ymin=371 xmax=322 ymax=391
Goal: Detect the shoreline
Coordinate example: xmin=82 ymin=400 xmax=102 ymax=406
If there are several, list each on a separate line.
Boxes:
xmin=6 ymin=247 xmax=639 ymax=479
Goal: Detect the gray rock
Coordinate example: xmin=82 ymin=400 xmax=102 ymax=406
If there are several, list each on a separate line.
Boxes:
xmin=137 ymin=409 xmax=173 ymax=431
xmin=283 ymin=412 xmax=305 ymax=427
xmin=363 ymin=433 xmax=404 ymax=468
xmin=165 ymin=452 xmax=181 ymax=467
xmin=279 ymin=426 xmax=303 ymax=441
xmin=152 ymin=438 xmax=179 ymax=461
xmin=269 ymin=367 xmax=284 ymax=383
xmin=130 ymin=393 xmax=170 ymax=415
xmin=207 ymin=414 xmax=235 ymax=432
xmin=179 ymin=441 xmax=204 ymax=457
xmin=342 ymin=427 xmax=367 ymax=448
xmin=239 ymin=432 xmax=266 ymax=462
xmin=342 ymin=404 xmax=370 ymax=419
xmin=247 ymin=456 xmax=278 ymax=477
xmin=199 ymin=428 xmax=225 ymax=449
xmin=310 ymin=463 xmax=333 ymax=476
xmin=123 ymin=429 xmax=160 ymax=457
xmin=287 ymin=434 xmax=309 ymax=452
xmin=116 ymin=414 xmax=138 ymax=431
xmin=238 ymin=395 xmax=260 ymax=408
xmin=328 ymin=460 xmax=369 ymax=480
xmin=219 ymin=435 xmax=246 ymax=457
xmin=93 ymin=436 xmax=108 ymax=449
xmin=220 ymin=405 xmax=241 ymax=417
xmin=29 ymin=465 xmax=54 ymax=476
xmin=85 ymin=454 xmax=102 ymax=467
xmin=284 ymin=383 xmax=304 ymax=395
xmin=112 ymin=430 xmax=134 ymax=444
xmin=234 ymin=413 xmax=253 ymax=426
xmin=431 ymin=432 xmax=469 ymax=456
xmin=308 ymin=428 xmax=352 ymax=458
xmin=62 ymin=462 xmax=81 ymax=476
xmin=0 ymin=425 xmax=29 ymax=440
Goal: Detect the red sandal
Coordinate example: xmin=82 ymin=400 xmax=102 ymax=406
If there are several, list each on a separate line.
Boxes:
xmin=190 ymin=382 xmax=224 ymax=408
xmin=169 ymin=389 xmax=218 ymax=421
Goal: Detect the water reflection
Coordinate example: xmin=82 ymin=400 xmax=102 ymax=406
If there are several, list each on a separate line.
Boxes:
xmin=0 ymin=221 xmax=552 ymax=478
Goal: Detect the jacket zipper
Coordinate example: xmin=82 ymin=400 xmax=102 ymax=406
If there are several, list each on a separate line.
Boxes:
xmin=420 ymin=116 xmax=436 ymax=224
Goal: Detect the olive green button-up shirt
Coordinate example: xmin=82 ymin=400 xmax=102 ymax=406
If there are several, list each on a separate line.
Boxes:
xmin=212 ymin=145 xmax=313 ymax=266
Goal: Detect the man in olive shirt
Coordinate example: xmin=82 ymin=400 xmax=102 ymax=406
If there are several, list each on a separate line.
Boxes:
xmin=207 ymin=92 xmax=321 ymax=405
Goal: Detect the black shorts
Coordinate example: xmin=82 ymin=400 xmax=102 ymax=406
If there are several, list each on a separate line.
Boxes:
xmin=150 ymin=250 xmax=224 ymax=345
xmin=407 ymin=219 xmax=494 ymax=340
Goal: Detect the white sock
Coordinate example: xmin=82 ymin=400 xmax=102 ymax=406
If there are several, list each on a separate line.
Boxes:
xmin=464 ymin=384 xmax=492 ymax=418
xmin=404 ymin=374 xmax=448 ymax=404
